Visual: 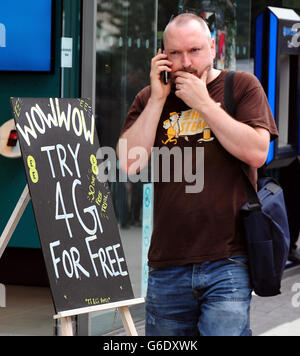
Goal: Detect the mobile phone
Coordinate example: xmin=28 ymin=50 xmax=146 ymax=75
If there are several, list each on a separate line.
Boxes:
xmin=160 ymin=40 xmax=169 ymax=85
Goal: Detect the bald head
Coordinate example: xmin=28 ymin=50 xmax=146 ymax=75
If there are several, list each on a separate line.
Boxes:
xmin=163 ymin=13 xmax=212 ymax=43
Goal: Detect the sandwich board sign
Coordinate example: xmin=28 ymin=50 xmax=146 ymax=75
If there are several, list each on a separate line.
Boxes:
xmin=11 ymin=97 xmax=134 ymax=314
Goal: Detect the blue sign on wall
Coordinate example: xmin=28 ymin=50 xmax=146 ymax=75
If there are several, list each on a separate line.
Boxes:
xmin=141 ymin=183 xmax=154 ymax=297
xmin=0 ymin=0 xmax=52 ymax=72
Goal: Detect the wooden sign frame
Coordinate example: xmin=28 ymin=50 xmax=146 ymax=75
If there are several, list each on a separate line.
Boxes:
xmin=0 ymin=185 xmax=145 ymax=335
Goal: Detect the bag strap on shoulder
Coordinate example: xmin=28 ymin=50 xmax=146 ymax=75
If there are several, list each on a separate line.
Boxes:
xmin=224 ymin=71 xmax=261 ymax=211
xmin=224 ymin=71 xmax=236 ymax=117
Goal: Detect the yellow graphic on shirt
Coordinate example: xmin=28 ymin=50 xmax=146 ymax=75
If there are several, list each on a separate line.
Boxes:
xmin=162 ymin=108 xmax=218 ymax=145
xmin=162 ymin=112 xmax=183 ymax=145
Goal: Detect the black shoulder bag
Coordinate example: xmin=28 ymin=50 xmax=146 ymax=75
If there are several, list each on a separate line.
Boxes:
xmin=224 ymin=71 xmax=290 ymax=297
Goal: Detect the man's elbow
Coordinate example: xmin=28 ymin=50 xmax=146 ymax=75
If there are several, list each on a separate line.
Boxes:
xmin=247 ymin=150 xmax=269 ymax=168
xmin=118 ymin=159 xmax=129 ymax=175
xmin=248 ymin=128 xmax=271 ymax=168
xmin=117 ymin=141 xmax=149 ymax=175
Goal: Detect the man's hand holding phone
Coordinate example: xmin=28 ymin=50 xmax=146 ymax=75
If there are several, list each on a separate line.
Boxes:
xmin=150 ymin=49 xmax=172 ymax=101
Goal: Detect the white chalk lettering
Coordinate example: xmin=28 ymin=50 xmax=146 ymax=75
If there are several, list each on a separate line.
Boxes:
xmin=56 ymin=144 xmax=73 ymax=177
xmin=67 ymin=143 xmax=81 ymax=178
xmin=41 ymin=143 xmax=81 ymax=179
xmin=49 ymin=241 xmax=90 ymax=280
xmin=36 ymin=101 xmax=58 ymax=128
xmin=72 ymin=107 xmax=83 ymax=137
xmin=98 ymin=247 xmax=113 ymax=278
xmin=16 ymin=112 xmax=38 ymax=146
xmin=81 ymin=109 xmax=95 ymax=145
xmin=113 ymin=244 xmax=128 ymax=277
xmin=72 ymin=179 xmax=103 ymax=235
xmin=16 ymin=99 xmax=95 ymax=146
xmin=55 ymin=181 xmax=74 ymax=238
xmin=50 ymin=240 xmax=62 ymax=279
xmin=56 ymin=100 xmax=72 ymax=132
xmin=41 ymin=145 xmax=56 ymax=178
xmin=85 ymin=236 xmax=128 ymax=279
xmin=30 ymin=106 xmax=46 ymax=134
xmin=70 ymin=247 xmax=90 ymax=279
xmin=85 ymin=235 xmax=99 ymax=276
xmin=62 ymin=249 xmax=73 ymax=278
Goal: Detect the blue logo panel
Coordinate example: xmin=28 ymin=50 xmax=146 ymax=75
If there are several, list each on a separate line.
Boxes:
xmin=0 ymin=0 xmax=52 ymax=71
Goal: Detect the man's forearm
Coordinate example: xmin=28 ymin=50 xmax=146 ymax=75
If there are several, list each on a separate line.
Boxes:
xmin=174 ymin=70 xmax=270 ymax=168
xmin=200 ymin=100 xmax=270 ymax=168
xmin=117 ymin=96 xmax=165 ymax=174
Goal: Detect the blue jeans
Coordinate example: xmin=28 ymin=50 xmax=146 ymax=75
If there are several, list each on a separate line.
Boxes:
xmin=146 ymin=255 xmax=252 ymax=336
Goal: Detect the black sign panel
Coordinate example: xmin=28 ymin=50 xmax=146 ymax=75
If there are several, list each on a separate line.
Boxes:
xmin=11 ymin=97 xmax=134 ymax=313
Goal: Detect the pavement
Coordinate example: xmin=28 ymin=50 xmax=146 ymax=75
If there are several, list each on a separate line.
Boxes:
xmin=105 ymin=263 xmax=300 ymax=337
xmin=252 ymin=263 xmax=300 ymax=336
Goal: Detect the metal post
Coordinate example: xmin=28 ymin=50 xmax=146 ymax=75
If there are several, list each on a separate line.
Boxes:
xmin=0 ymin=283 xmax=6 ymax=308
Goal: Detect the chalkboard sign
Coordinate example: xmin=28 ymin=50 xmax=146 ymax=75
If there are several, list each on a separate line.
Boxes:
xmin=11 ymin=97 xmax=134 ymax=313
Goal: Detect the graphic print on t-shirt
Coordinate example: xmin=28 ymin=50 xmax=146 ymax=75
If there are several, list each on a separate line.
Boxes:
xmin=161 ymin=108 xmax=218 ymax=145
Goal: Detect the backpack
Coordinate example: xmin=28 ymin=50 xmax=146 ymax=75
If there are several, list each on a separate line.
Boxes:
xmin=224 ymin=71 xmax=290 ymax=297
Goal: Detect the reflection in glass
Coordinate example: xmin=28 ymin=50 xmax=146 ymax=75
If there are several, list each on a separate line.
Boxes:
xmin=93 ymin=0 xmax=156 ymax=335
xmin=95 ymin=0 xmax=155 ymax=233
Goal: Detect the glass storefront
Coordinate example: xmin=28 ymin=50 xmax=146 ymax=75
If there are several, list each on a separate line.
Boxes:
xmin=89 ymin=0 xmax=252 ymax=335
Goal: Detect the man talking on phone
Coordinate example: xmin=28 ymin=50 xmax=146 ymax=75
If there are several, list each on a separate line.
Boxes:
xmin=117 ymin=13 xmax=278 ymax=336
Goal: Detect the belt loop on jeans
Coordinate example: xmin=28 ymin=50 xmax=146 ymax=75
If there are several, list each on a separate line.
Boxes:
xmin=227 ymin=258 xmax=248 ymax=268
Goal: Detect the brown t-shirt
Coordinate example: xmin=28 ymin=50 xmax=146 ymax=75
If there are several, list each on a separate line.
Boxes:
xmin=121 ymin=70 xmax=278 ymax=268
